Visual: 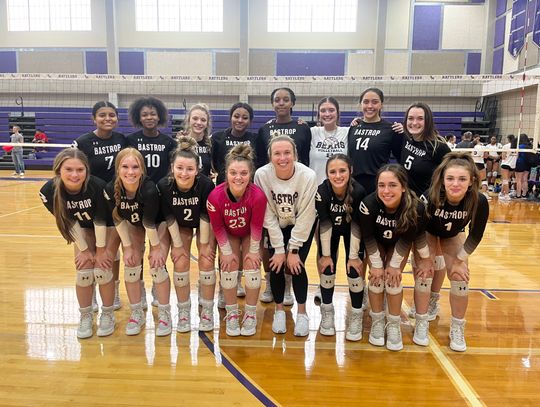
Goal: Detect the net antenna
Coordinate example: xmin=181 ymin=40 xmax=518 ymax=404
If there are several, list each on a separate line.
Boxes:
xmin=15 ymin=96 xmax=24 ymax=117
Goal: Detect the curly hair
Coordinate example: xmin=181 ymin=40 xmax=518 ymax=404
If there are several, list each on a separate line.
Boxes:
xmin=128 ymin=96 xmax=169 ymax=128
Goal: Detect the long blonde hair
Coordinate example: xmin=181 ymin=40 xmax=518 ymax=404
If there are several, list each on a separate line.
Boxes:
xmin=179 ymin=103 xmax=212 ymax=150
xmin=52 ymin=148 xmax=90 ymax=243
xmin=112 ymin=148 xmax=146 ymax=223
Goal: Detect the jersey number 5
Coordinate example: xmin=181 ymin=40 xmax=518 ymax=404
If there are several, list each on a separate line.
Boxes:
xmin=404 ymin=155 xmax=414 ymax=170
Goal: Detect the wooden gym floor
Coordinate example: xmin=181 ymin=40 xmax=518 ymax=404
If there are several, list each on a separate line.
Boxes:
xmin=0 ymin=169 xmax=539 ymax=406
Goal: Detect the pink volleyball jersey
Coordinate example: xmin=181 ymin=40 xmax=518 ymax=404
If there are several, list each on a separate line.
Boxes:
xmin=207 ymin=182 xmax=267 ymax=253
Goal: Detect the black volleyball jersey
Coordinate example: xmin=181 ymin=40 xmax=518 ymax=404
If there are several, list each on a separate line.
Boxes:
xmin=157 ymin=174 xmax=215 ymax=229
xmin=127 ymin=130 xmax=177 ymax=183
xmin=400 ymin=135 xmax=451 ymax=196
xmin=39 ymin=175 xmax=108 ymax=229
xmin=258 ymin=120 xmax=311 ymax=166
xmin=73 ymin=131 xmax=127 ymax=183
xmin=211 ymin=129 xmax=260 ymax=184
xmin=194 ymin=139 xmax=212 ymax=177
xmin=421 ymin=191 xmax=489 ymax=256
xmin=315 ymin=179 xmax=366 ymax=236
xmin=359 ymin=192 xmax=426 ymax=248
xmin=347 ymin=120 xmax=403 ymax=178
xmin=104 ymin=177 xmax=159 ymax=228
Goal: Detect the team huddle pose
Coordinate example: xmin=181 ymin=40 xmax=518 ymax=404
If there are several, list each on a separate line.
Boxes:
xmin=40 ymin=87 xmax=488 ymax=352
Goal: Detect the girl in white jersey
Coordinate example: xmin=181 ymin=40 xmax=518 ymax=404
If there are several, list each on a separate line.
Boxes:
xmin=499 ymin=135 xmax=517 ymax=201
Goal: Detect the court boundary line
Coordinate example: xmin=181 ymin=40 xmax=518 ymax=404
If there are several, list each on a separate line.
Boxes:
xmin=0 ymin=204 xmax=42 ymax=219
xmin=199 ymin=331 xmax=280 ymax=407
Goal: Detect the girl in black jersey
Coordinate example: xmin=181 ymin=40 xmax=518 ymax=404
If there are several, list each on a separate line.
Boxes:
xmin=257 ymin=87 xmax=311 ymax=305
xmin=400 ymin=102 xmax=451 ymax=196
xmin=104 ymin=148 xmax=170 ymax=337
xmin=157 ymin=136 xmax=217 ymax=333
xmin=347 ymin=88 xmax=404 ymax=194
xmin=127 ymin=96 xmax=178 ymax=184
xmin=360 ymin=164 xmax=430 ymax=351
xmin=73 ymin=101 xmax=128 ymax=311
xmin=315 ymin=154 xmax=366 ymax=340
xmin=39 ymin=149 xmax=115 ymax=339
xmin=421 ymin=152 xmax=489 ymax=352
xmin=177 ymin=103 xmax=213 ymax=177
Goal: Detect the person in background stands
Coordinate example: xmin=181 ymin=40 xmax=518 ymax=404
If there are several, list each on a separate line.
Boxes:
xmin=10 ymin=125 xmax=25 ymax=177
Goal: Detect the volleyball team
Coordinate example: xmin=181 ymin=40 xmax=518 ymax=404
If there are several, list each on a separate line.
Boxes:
xmin=40 ymin=87 xmax=488 ymax=352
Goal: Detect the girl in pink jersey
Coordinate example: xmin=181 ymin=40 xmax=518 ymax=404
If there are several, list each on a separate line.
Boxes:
xmin=207 ymin=144 xmax=267 ymax=336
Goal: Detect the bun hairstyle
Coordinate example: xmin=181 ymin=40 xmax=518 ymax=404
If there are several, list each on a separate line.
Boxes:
xmin=168 ymin=135 xmax=200 ymax=182
xmin=52 ymin=148 xmax=90 ymax=243
xmin=225 ymin=143 xmax=255 ymax=177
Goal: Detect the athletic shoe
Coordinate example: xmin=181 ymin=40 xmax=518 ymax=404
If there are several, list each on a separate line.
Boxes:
xmin=141 ymin=281 xmax=148 ymax=310
xmin=240 ymin=308 xmax=257 ymax=336
xmin=427 ymin=293 xmax=440 ymax=321
xmin=488 ymin=185 xmax=494 ymax=192
xmin=125 ymin=306 xmax=145 ymax=336
xmin=449 ymin=317 xmax=467 ymax=352
xmin=294 ymin=313 xmax=309 ymax=337
xmin=151 ymin=283 xmax=159 ymax=307
xmin=97 ymin=306 xmax=115 ymax=337
xmin=272 ymin=310 xmax=286 ymax=334
xmin=217 ymin=288 xmax=225 ymax=309
xmin=11 ymin=172 xmax=19 ymax=177
xmin=319 ymin=303 xmax=335 ymax=336
xmin=283 ymin=275 xmax=294 ymax=306
xmin=368 ymin=310 xmax=385 ymax=347
xmin=236 ymin=271 xmax=246 ymax=297
xmin=346 ymin=307 xmax=364 ymax=341
xmin=498 ymin=193 xmax=511 ymax=202
xmin=19 ymin=173 xmax=25 ymax=178
xmin=91 ymin=286 xmax=99 ymax=312
xmin=413 ymin=313 xmax=429 ymax=346
xmin=313 ymin=289 xmax=322 ymax=306
xmin=113 ymin=280 xmax=122 ymax=310
xmin=156 ymin=304 xmax=172 ymax=337
xmin=199 ymin=299 xmax=214 ymax=332
xmin=77 ymin=306 xmax=94 ymax=339
xmin=259 ymin=282 xmax=273 ymax=303
xmin=386 ymin=314 xmax=403 ymax=351
xmin=224 ymin=305 xmax=241 ymax=336
xmin=176 ymin=301 xmax=191 ymax=333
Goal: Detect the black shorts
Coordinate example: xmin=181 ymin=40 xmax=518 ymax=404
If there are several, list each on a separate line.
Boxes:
xmin=501 ymin=164 xmax=514 ymax=171
xmin=475 ymin=163 xmax=485 ymax=170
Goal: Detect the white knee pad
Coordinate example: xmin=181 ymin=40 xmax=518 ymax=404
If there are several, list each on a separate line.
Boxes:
xmin=150 ymin=266 xmax=169 ymax=284
xmin=415 ymin=277 xmax=433 ymax=293
xmin=173 ymin=271 xmax=190 ymax=287
xmin=492 ymin=171 xmax=498 ymax=177
xmin=434 ymin=255 xmax=446 ymax=271
xmin=320 ymin=273 xmax=336 ymax=289
xmin=369 ymin=281 xmax=384 ymax=294
xmin=93 ymin=268 xmax=113 ymax=285
xmin=347 ymin=276 xmax=364 ymax=293
xmin=487 ymin=171 xmax=492 ymax=177
xmin=450 ymin=280 xmax=469 ymax=296
xmin=124 ymin=265 xmax=142 ymax=283
xmin=244 ymin=269 xmax=262 ymax=289
xmin=221 ymin=270 xmax=239 ymax=290
xmin=199 ymin=270 xmax=216 ymax=286
xmin=385 ymin=282 xmax=403 ymax=295
xmin=76 ymin=268 xmax=94 ymax=287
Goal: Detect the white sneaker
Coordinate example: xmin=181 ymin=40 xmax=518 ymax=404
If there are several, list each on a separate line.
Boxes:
xmin=176 ymin=301 xmax=191 ymax=333
xmin=368 ymin=310 xmax=385 ymax=347
xmin=449 ymin=317 xmax=467 ymax=352
xmin=427 ymin=293 xmax=440 ymax=321
xmin=294 ymin=313 xmax=309 ymax=337
xmin=283 ymin=275 xmax=294 ymax=306
xmin=346 ymin=307 xmax=364 ymax=341
xmin=199 ymin=301 xmax=214 ymax=332
xmin=241 ymin=307 xmax=257 ymax=336
xmin=77 ymin=306 xmax=94 ymax=339
xmin=386 ymin=314 xmax=403 ymax=351
xmin=319 ymin=303 xmax=335 ymax=336
xmin=224 ymin=305 xmax=241 ymax=336
xmin=11 ymin=172 xmax=19 ymax=177
xmin=97 ymin=306 xmax=115 ymax=337
xmin=259 ymin=282 xmax=273 ymax=303
xmin=236 ymin=271 xmax=246 ymax=297
xmin=19 ymin=172 xmax=25 ymax=178
xmin=217 ymin=288 xmax=225 ymax=309
xmin=125 ymin=306 xmax=145 ymax=336
xmin=156 ymin=304 xmax=172 ymax=337
xmin=141 ymin=281 xmax=148 ymax=310
xmin=113 ymin=280 xmax=122 ymax=310
xmin=92 ymin=285 xmax=99 ymax=312
xmin=413 ymin=313 xmax=429 ymax=346
xmin=151 ymin=283 xmax=159 ymax=307
xmin=272 ymin=310 xmax=286 ymax=334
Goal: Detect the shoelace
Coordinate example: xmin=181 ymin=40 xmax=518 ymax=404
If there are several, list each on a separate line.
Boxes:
xmin=80 ymin=313 xmax=93 ymax=328
xmin=371 ymin=318 xmax=385 ymax=337
xmin=416 ymin=319 xmax=429 ymax=337
xmin=385 ymin=321 xmax=401 ymax=342
xmin=451 ymin=324 xmax=464 ymax=343
xmin=349 ymin=313 xmax=362 ymax=331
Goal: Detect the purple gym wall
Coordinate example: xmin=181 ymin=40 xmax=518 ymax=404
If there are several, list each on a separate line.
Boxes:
xmin=86 ymin=51 xmax=108 ymax=74
xmin=494 ymin=16 xmax=506 ymax=48
xmin=119 ymin=51 xmax=144 ymax=75
xmin=0 ymin=51 xmax=17 ymax=73
xmin=276 ymin=53 xmax=345 ymax=76
xmin=492 ymin=48 xmax=503 ymax=74
xmin=496 ymin=0 xmax=507 ymax=16
xmin=412 ymin=5 xmax=442 ymax=50
xmin=467 ymin=53 xmax=481 ymax=74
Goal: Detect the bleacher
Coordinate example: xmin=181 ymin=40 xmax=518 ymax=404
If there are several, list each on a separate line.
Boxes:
xmin=0 ymin=106 xmax=484 ymax=170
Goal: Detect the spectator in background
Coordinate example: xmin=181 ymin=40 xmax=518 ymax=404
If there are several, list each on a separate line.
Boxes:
xmin=456 ymin=131 xmax=474 ymax=149
xmin=10 ymin=126 xmax=25 ymax=178
xmin=446 ymin=134 xmax=457 ymax=150
xmin=32 ymin=129 xmax=49 ymax=152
